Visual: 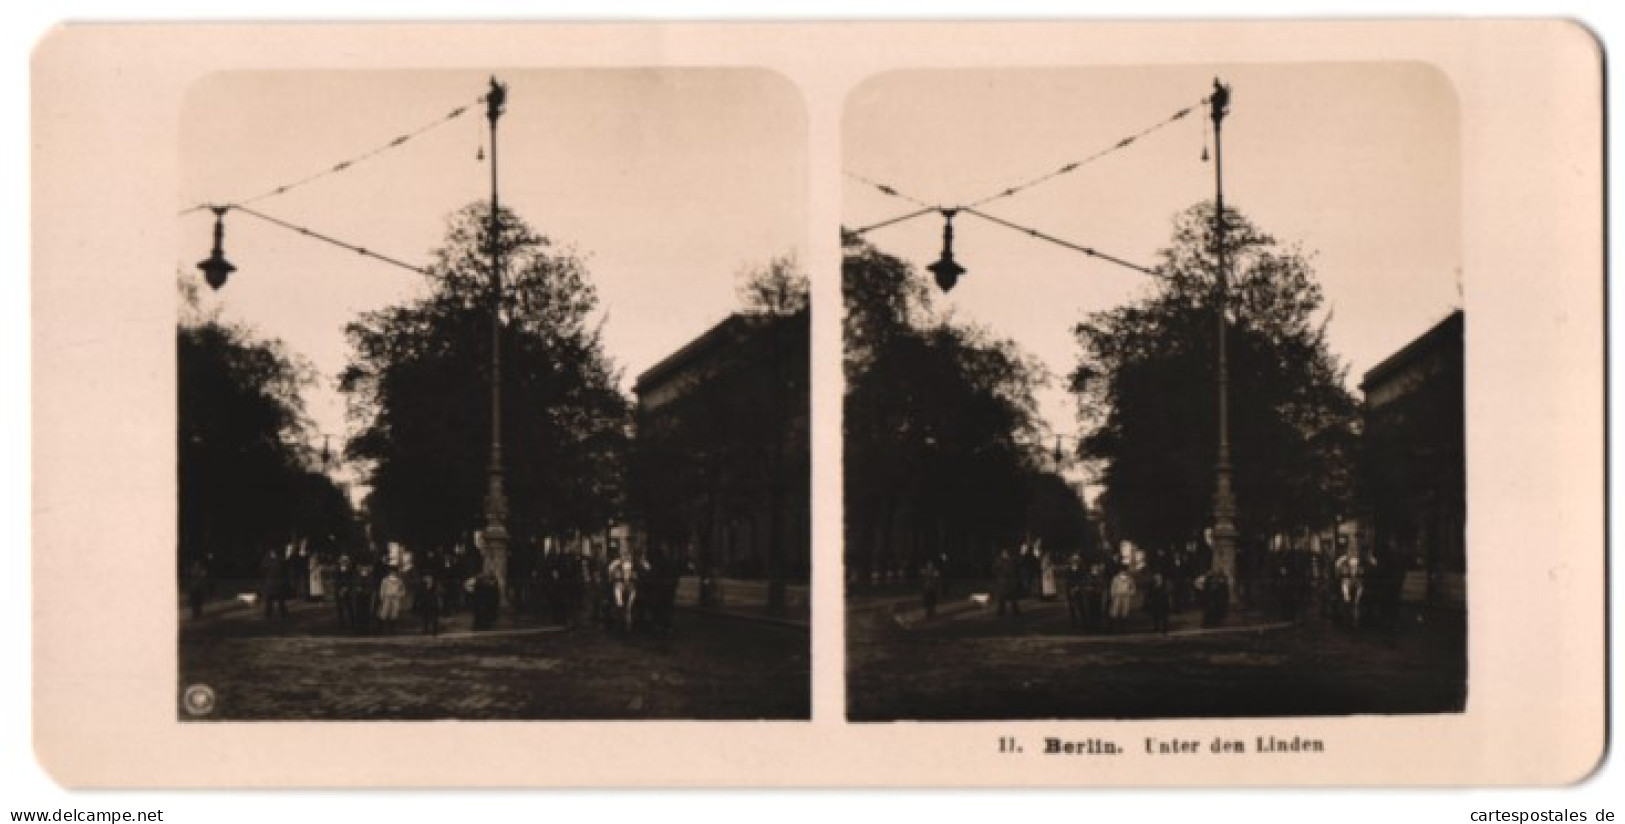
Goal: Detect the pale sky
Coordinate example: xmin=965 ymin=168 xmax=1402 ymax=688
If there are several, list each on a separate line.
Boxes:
xmin=179 ymin=69 xmax=806 ymax=459
xmin=844 ymin=63 xmax=1462 ymax=442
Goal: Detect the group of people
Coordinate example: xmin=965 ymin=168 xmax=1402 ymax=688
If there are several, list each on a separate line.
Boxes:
xmin=980 ymin=546 xmax=1231 ymax=633
xmin=243 ymin=541 xmax=680 ymax=637
xmin=508 ymin=546 xmax=680 ymax=634
xmin=249 ymin=547 xmax=479 ymax=635
xmin=918 ymin=533 xmax=1410 ymax=638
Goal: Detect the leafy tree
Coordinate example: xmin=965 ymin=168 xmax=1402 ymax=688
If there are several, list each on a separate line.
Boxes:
xmin=178 ymin=285 xmax=353 ymax=578
xmin=341 ymin=203 xmax=630 ymax=554
xmin=843 ymin=234 xmax=1051 ymax=581
xmin=1069 ymin=202 xmax=1357 ymax=555
xmin=1023 ymin=469 xmax=1094 ymax=561
xmin=736 ymin=252 xmax=810 ymax=316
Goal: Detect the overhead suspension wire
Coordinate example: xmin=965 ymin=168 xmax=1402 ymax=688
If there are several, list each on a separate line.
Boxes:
xmin=846 ymin=93 xmax=1210 ymax=242
xmin=843 ymin=170 xmax=936 ymax=210
xmin=963 ymin=94 xmax=1210 ymax=209
xmin=850 ymin=205 xmax=939 ymax=236
xmin=960 ymin=207 xmax=1160 ymax=278
xmin=230 ymin=205 xmax=432 ymax=277
xmin=177 ymin=95 xmax=481 ymax=218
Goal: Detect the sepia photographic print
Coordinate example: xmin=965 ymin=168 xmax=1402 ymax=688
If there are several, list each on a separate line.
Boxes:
xmin=175 ymin=69 xmax=810 ymax=721
xmin=843 ymin=64 xmax=1469 ymax=722
xmin=30 ymin=22 xmax=1603 ymax=787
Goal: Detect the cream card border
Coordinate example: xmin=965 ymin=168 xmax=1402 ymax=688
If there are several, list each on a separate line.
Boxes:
xmin=31 ymin=21 xmax=1604 ymax=787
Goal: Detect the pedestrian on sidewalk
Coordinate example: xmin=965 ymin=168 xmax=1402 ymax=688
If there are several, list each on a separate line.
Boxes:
xmin=441 ymin=548 xmax=465 ymax=615
xmin=472 ymin=571 xmax=500 ymax=630
xmin=186 ymin=556 xmax=210 ymax=620
xmin=260 ymin=547 xmax=290 ymax=620
xmin=1108 ymin=567 xmax=1137 ymax=632
xmin=920 ymin=557 xmax=943 ymax=618
xmin=1335 ymin=545 xmax=1363 ymax=628
xmin=417 ymin=572 xmax=441 ymax=636
xmin=1019 ymin=541 xmax=1039 ymax=600
xmin=310 ymin=551 xmax=330 ymax=603
xmin=378 ymin=566 xmax=406 ymax=634
xmin=1146 ymin=572 xmax=1171 ymax=634
xmin=291 ymin=542 xmax=311 ymax=602
xmin=1039 ymin=547 xmax=1058 ymax=601
xmin=1202 ymin=570 xmax=1230 ymax=628
xmin=1063 ymin=554 xmax=1087 ymax=627
xmin=1083 ymin=563 xmax=1106 ymax=632
xmin=334 ymin=555 xmax=357 ymax=629
xmin=993 ymin=547 xmax=1022 ymax=618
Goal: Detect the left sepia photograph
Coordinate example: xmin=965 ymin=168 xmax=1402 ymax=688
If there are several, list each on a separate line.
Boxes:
xmin=175 ymin=69 xmax=810 ymax=721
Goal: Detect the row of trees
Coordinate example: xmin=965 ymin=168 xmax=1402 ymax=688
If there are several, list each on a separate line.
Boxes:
xmin=843 ymin=233 xmax=1091 ymax=582
xmin=843 ymin=200 xmax=1361 ymax=582
xmin=182 ymin=195 xmax=1360 ymax=588
xmin=178 ymin=281 xmax=360 ymax=579
xmin=182 ymin=202 xmax=808 ymax=582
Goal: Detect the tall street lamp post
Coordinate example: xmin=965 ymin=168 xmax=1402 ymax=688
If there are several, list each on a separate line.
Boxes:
xmin=481 ymin=76 xmax=512 ymax=603
xmin=192 ymin=78 xmax=521 ymax=607
xmin=1207 ymin=78 xmax=1240 ymax=595
xmin=912 ymin=79 xmax=1242 ymax=598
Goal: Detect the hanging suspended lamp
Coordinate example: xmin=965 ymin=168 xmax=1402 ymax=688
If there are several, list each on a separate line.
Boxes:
xmin=196 ymin=206 xmax=236 ymax=291
xmin=927 ymin=209 xmax=966 ymax=293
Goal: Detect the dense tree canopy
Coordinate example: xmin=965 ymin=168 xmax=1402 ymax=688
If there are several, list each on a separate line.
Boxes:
xmin=178 ymin=284 xmax=356 ymax=577
xmin=736 ymin=252 xmax=810 ymax=316
xmin=341 ymin=203 xmax=630 ymax=552
xmin=1069 ymin=202 xmax=1358 ymax=552
xmin=844 ymin=234 xmax=1080 ymax=580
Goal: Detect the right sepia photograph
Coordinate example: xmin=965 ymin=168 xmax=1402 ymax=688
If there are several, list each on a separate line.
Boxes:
xmin=843 ymin=64 xmax=1465 ymax=722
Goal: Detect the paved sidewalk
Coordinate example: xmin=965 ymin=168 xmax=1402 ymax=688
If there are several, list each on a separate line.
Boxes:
xmin=180 ymin=594 xmax=810 ymax=720
xmin=674 ymin=577 xmax=810 ymax=629
xmin=884 ymin=593 xmax=1290 ymax=640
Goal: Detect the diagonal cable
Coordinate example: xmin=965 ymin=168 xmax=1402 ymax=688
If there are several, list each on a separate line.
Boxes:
xmin=850 ymin=206 xmax=939 ymax=236
xmin=178 ymin=96 xmax=480 ymax=217
xmin=964 ymin=95 xmax=1208 ymax=209
xmin=231 ymin=205 xmax=434 ymax=277
xmin=961 ymin=207 xmax=1160 ymax=278
xmin=843 ymin=170 xmax=936 ymax=209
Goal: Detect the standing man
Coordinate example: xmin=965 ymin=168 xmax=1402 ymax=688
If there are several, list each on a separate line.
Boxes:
xmin=185 ymin=555 xmax=211 ymax=620
xmin=1146 ymin=572 xmax=1172 ymax=635
xmin=1203 ymin=570 xmax=1230 ymax=628
xmin=260 ymin=547 xmax=290 ymax=620
xmin=993 ymin=547 xmax=1022 ymax=619
xmin=333 ymin=554 xmax=356 ymax=629
xmin=1063 ymin=554 xmax=1087 ymax=628
xmin=1108 ymin=566 xmax=1137 ymax=632
xmin=417 ymin=571 xmax=442 ymax=636
xmin=1335 ymin=543 xmax=1364 ymax=628
xmin=920 ymin=557 xmax=943 ymax=618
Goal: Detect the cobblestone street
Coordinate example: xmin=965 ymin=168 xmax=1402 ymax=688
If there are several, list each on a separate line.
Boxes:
xmin=180 ymin=599 xmax=809 ymax=720
xmin=847 ymin=592 xmax=1466 ymax=721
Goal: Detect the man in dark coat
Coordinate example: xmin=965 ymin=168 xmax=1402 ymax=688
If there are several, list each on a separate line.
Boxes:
xmin=920 ymin=558 xmax=943 ymax=618
xmin=186 ymin=556 xmax=211 ymax=620
xmin=333 ymin=554 xmax=357 ymax=629
xmin=1202 ymin=571 xmax=1230 ymax=628
xmin=993 ymin=547 xmax=1022 ymax=618
xmin=260 ymin=547 xmax=290 ymax=620
xmin=1146 ymin=572 xmax=1172 ymax=634
xmin=1063 ymin=555 xmax=1087 ymax=627
xmin=418 ymin=572 xmax=442 ymax=636
xmin=472 ymin=572 xmax=500 ymax=630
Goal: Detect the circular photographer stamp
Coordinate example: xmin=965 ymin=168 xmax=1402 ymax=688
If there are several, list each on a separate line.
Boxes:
xmin=182 ymin=684 xmax=216 ymax=717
